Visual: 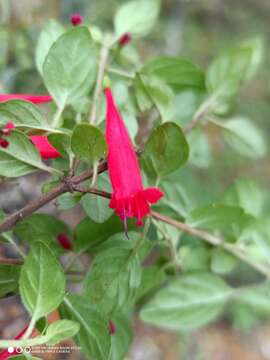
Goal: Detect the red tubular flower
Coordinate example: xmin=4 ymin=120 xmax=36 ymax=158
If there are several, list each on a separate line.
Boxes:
xmin=104 ymin=88 xmax=163 ymax=226
xmin=57 ymin=233 xmax=73 ymax=250
xmin=0 ymin=326 xmax=28 ymax=360
xmin=30 ymin=135 xmax=61 ymax=160
xmin=118 ymin=33 xmax=132 ymax=47
xmin=0 ymin=94 xmax=52 ymax=104
xmin=70 ymin=13 xmax=83 ymax=26
xmin=108 ymin=320 xmax=116 ymax=335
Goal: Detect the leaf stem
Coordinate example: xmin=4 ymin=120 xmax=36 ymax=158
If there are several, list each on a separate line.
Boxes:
xmin=184 ymin=94 xmax=217 ymax=133
xmin=107 ymin=66 xmax=135 ymax=79
xmin=52 ymin=105 xmax=64 ymax=128
xmin=22 ymin=315 xmax=36 ymax=340
xmin=2 ymin=232 xmax=26 ymax=258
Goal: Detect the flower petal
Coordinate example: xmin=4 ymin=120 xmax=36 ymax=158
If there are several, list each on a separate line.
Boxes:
xmin=143 ymin=188 xmax=164 ymax=204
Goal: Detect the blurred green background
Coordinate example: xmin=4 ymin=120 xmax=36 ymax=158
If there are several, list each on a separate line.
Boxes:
xmin=1 ymin=0 xmax=270 ymax=359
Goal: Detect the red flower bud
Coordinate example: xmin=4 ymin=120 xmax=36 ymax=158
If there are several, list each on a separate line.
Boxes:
xmin=57 ymin=233 xmax=73 ymax=250
xmin=0 ymin=138 xmax=9 ymax=148
xmin=0 ymin=94 xmax=52 ymax=104
xmin=70 ymin=13 xmax=83 ymax=26
xmin=108 ymin=320 xmax=116 ymax=335
xmin=119 ymin=33 xmax=132 ymax=47
xmin=30 ymin=135 xmax=61 ymax=160
xmin=2 ymin=122 xmax=15 ymax=136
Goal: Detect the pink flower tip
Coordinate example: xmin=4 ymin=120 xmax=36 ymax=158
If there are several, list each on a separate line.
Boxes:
xmin=30 ymin=135 xmax=61 ymax=160
xmin=108 ymin=320 xmax=116 ymax=335
xmin=2 ymin=122 xmax=15 ymax=136
xmin=0 ymin=138 xmax=9 ymax=148
xmin=57 ymin=233 xmax=73 ymax=250
xmin=119 ymin=33 xmax=132 ymax=47
xmin=70 ymin=13 xmax=84 ymax=26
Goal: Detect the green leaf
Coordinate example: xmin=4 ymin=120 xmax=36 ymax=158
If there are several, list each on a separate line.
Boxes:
xmin=0 ymin=131 xmax=51 ymax=177
xmin=142 ymin=57 xmax=205 ymax=91
xmin=114 ymin=0 xmax=160 ymax=38
xmin=234 ymin=283 xmax=270 ymax=315
xmin=74 ymin=215 xmax=132 ymax=252
xmin=35 ymin=19 xmax=65 ymax=75
xmin=81 ymin=194 xmax=113 ymax=224
xmin=223 ymin=178 xmax=264 ymax=217
xmin=15 ymin=213 xmax=70 ymax=247
xmin=57 ymin=192 xmax=82 ymax=211
xmin=210 ymin=248 xmax=237 ymax=275
xmin=223 ymin=117 xmax=266 ymax=159
xmin=71 ymin=124 xmax=107 ymax=164
xmin=206 ymin=46 xmax=252 ymax=111
xmin=0 ymin=100 xmax=46 ymax=128
xmin=136 ymin=266 xmax=166 ymax=301
xmin=241 ymin=37 xmax=264 ymax=80
xmin=135 ymin=73 xmax=174 ymax=119
xmin=84 ymin=239 xmax=141 ymax=314
xmin=179 ymin=245 xmax=210 ymax=272
xmin=43 ymin=26 xmax=97 ymax=108
xmin=187 ymin=204 xmax=245 ymax=231
xmin=230 ymin=303 xmax=261 ymax=331
xmin=109 ymin=314 xmax=132 ymax=360
xmin=48 ymin=133 xmax=71 ymax=157
xmin=188 ymin=128 xmax=211 ymax=168
xmin=140 ymin=272 xmax=232 ymax=330
xmin=0 ymin=265 xmax=20 ymax=298
xmin=81 ymin=174 xmax=113 ymax=223
xmin=46 ymin=319 xmax=80 ymax=345
xmin=142 ymin=122 xmax=189 ymax=179
xmin=19 ymin=241 xmax=65 ymax=321
xmin=62 ymin=294 xmax=111 ymax=360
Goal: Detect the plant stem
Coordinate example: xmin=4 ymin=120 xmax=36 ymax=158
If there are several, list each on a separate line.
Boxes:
xmin=0 ymin=334 xmax=48 ymax=348
xmin=22 ymin=316 xmax=36 ymax=340
xmin=184 ymin=94 xmax=216 ymax=133
xmin=0 ymin=256 xmax=23 ymax=265
xmin=151 ymin=211 xmax=270 ymax=278
xmin=52 ymin=105 xmax=64 ymax=128
xmin=89 ymin=45 xmax=109 ymax=124
xmin=0 ymin=161 xmax=108 ymax=233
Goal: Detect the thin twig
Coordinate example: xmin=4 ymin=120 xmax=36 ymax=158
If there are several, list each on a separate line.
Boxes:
xmin=0 ymin=256 xmax=23 ymax=265
xmin=72 ymin=185 xmax=111 ymax=199
xmin=151 ymin=211 xmax=270 ymax=278
xmin=0 ymin=161 xmax=108 ymax=234
xmin=184 ymin=95 xmax=216 ymax=133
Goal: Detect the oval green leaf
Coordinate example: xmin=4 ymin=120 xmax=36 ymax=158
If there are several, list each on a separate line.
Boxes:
xmin=142 ymin=122 xmax=189 ymax=179
xmin=140 ymin=272 xmax=232 ymax=330
xmin=43 ymin=26 xmax=97 ymax=108
xmin=19 ymin=241 xmax=65 ymax=320
xmin=71 ymin=123 xmax=107 ymax=164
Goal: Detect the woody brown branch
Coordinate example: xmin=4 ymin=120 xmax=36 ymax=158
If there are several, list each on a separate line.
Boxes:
xmin=0 ymin=161 xmax=108 ymax=234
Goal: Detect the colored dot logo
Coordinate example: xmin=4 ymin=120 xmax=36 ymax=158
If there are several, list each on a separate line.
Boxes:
xmin=16 ymin=346 xmax=23 ymax=353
